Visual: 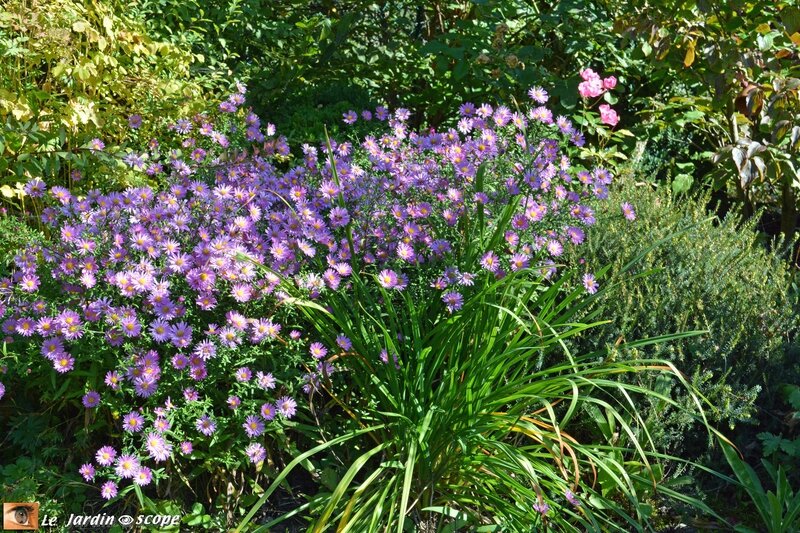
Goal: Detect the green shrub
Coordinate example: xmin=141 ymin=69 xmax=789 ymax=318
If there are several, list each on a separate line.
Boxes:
xmin=568 ymin=181 xmax=799 ymax=458
xmin=0 ymin=0 xmax=227 ymax=213
xmin=0 ymin=215 xmax=44 ymax=267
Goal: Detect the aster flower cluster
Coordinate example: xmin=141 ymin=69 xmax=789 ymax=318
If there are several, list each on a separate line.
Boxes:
xmin=0 ymin=77 xmax=630 ymax=499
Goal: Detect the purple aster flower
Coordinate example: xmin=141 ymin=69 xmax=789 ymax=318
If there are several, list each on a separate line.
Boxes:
xmin=377 ymin=269 xmax=398 ymax=289
xmin=276 ymin=396 xmax=297 ymax=419
xmin=36 ymin=317 xmax=56 ymax=337
xmin=480 ymin=251 xmax=500 ymax=273
xmin=546 ymin=240 xmax=563 ymax=257
xmin=566 ymin=489 xmax=581 ymax=506
xmin=394 ymin=107 xmax=411 ymax=121
xmin=15 ymin=317 xmax=35 ymax=337
xmin=134 ymin=376 xmax=158 ymax=398
xmin=342 ymin=110 xmax=357 ymax=124
xmin=120 ymin=316 xmax=141 ymax=337
xmin=24 ymin=178 xmax=46 ymax=197
xmin=243 ymin=415 xmax=265 ymax=438
xmin=533 ymin=501 xmax=549 ymax=515
xmin=566 ymin=226 xmax=585 ymax=245
xmin=245 ymin=442 xmax=266 ymax=464
xmin=53 ymin=355 xmax=75 ymax=373
xmin=114 ymin=454 xmax=140 ymax=478
xmin=41 ymin=338 xmax=65 ymax=359
xmin=104 ymin=371 xmax=122 ymax=390
xmin=183 ymin=387 xmax=200 ymax=402
xmin=100 ymin=481 xmax=118 ymax=500
xmin=329 ymin=206 xmax=350 ymax=227
xmin=190 ymin=365 xmax=207 ymax=381
xmin=396 ymin=242 xmax=416 ymax=262
xmin=336 ymin=335 xmax=352 ymax=351
xmin=231 ymin=283 xmax=253 ymax=303
xmin=309 ymin=342 xmax=327 ymax=359
xmin=0 ymin=382 xmax=4 ymax=400
xmin=128 ymin=114 xmax=143 ymax=129
xmin=235 ymin=367 xmax=252 ymax=382
xmin=375 ymin=105 xmax=389 ymax=120
xmin=256 ymin=371 xmax=276 ymax=390
xmin=82 ymin=391 xmax=100 ymax=408
xmin=149 ymin=319 xmax=171 ymax=343
xmin=459 ymin=102 xmax=476 ymax=116
xmin=95 ymin=446 xmax=117 ymax=466
xmin=509 ymin=253 xmax=530 ymax=272
xmin=122 ymin=411 xmax=145 ymax=433
xmin=219 ymin=327 xmax=241 ymax=348
xmin=260 ymin=402 xmax=276 ymax=421
xmin=196 ymin=414 xmax=216 ymax=436
xmin=153 ymin=417 xmax=171 ymax=433
xmin=145 ymin=432 xmax=172 ymax=462
xmin=79 ymin=463 xmax=95 ymax=481
xmin=621 ymin=202 xmax=636 ymax=221
xmin=180 ymin=441 xmax=193 ymax=454
xmin=528 ymin=86 xmax=549 ymax=103
xmin=583 ymin=273 xmax=599 ymax=294
xmin=89 ymin=138 xmax=105 ymax=151
xmin=227 ymin=395 xmax=241 ymax=409
xmin=442 ymin=291 xmax=464 ymax=313
xmin=174 ymin=118 xmax=192 ymax=133
xmin=19 ymin=274 xmax=40 ymax=292
xmin=134 ymin=466 xmax=153 ymax=486
xmin=169 ymin=321 xmax=192 ymax=348
xmin=194 ymin=339 xmax=217 ymax=360
xmin=171 ymin=353 xmax=189 ymax=370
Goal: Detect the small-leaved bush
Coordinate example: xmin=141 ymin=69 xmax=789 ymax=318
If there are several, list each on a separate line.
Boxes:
xmin=0 ymin=0 xmax=228 ymax=211
xmin=568 ymin=181 xmax=799 ymax=461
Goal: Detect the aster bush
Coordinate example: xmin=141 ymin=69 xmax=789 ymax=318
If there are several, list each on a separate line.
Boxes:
xmin=0 ymin=77 xmax=724 ymax=530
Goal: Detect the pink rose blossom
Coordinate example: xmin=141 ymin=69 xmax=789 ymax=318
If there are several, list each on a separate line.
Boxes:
xmin=602 ymin=76 xmax=617 ymax=89
xmin=598 ymin=104 xmax=620 ymax=127
xmin=580 ymin=68 xmax=600 ymax=81
xmin=578 ymin=78 xmax=605 ymax=98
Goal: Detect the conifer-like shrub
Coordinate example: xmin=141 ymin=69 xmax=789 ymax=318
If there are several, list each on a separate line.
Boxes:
xmin=569 ymin=181 xmax=799 ymax=458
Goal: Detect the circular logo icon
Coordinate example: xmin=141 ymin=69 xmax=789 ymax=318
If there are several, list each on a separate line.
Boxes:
xmin=117 ymin=515 xmax=134 ymax=526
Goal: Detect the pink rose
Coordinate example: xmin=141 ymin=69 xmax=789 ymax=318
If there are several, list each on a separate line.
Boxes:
xmin=598 ymin=104 xmax=619 ymax=127
xmin=602 ymin=76 xmax=617 ymax=89
xmin=580 ymin=68 xmax=600 ymax=81
xmin=578 ymin=78 xmax=605 ymax=98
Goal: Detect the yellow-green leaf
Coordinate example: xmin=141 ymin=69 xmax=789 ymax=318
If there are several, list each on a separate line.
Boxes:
xmin=683 ymin=39 xmax=696 ymax=68
xmin=0 ymin=185 xmax=15 ymax=198
xmin=72 ymin=20 xmax=88 ymax=33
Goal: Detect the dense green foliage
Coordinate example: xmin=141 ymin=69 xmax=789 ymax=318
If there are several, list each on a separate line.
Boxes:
xmin=0 ymin=0 xmax=226 ymax=209
xmin=2 ymin=0 xmax=800 ymax=531
xmin=569 ymin=181 xmax=799 ymax=459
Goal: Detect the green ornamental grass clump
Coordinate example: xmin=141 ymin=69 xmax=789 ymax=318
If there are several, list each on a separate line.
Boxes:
xmin=569 ymin=181 xmax=799 ymax=457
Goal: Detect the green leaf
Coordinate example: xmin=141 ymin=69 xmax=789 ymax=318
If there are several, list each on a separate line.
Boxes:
xmin=453 ymin=60 xmax=468 ymax=81
xmin=672 ymin=173 xmax=693 ymax=193
xmin=758 ymin=432 xmax=783 ymax=457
